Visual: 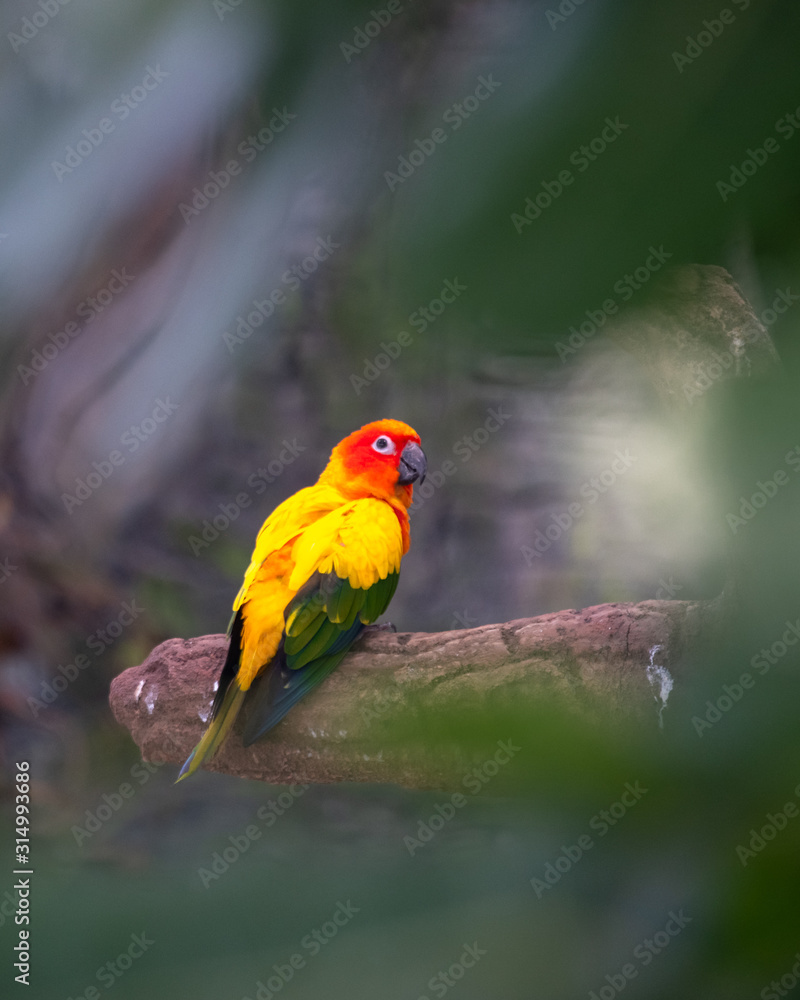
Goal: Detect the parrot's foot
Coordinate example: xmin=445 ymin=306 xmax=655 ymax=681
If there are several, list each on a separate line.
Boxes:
xmin=363 ymin=622 xmax=397 ymax=634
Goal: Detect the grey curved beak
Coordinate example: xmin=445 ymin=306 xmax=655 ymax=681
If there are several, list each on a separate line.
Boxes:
xmin=397 ymin=441 xmax=427 ymax=485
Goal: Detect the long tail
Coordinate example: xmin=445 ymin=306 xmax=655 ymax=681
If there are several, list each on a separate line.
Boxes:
xmin=176 ymin=610 xmax=247 ymax=783
xmin=176 ymin=680 xmax=247 ymax=782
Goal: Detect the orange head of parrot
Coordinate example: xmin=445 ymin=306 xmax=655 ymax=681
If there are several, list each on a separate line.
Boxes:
xmin=320 ymin=419 xmax=426 ymax=507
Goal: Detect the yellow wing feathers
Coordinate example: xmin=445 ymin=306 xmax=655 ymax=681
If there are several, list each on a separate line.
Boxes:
xmin=288 ymin=499 xmax=404 ymax=591
xmin=233 ymin=483 xmax=343 ymax=612
xmin=235 ymin=545 xmax=294 ymax=689
xmin=233 ymin=492 xmax=404 ymax=690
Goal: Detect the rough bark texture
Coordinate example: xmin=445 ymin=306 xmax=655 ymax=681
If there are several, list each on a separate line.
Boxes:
xmin=110 ymin=599 xmax=719 ymax=789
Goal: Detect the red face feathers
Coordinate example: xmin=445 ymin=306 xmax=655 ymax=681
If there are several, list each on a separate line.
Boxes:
xmin=320 ymin=419 xmax=426 ymax=506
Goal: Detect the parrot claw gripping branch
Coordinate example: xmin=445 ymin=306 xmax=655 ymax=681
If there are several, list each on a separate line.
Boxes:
xmin=177 ymin=419 xmax=426 ymax=781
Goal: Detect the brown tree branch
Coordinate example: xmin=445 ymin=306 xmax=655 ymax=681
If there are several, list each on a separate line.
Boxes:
xmin=109 ymin=599 xmax=719 ymax=788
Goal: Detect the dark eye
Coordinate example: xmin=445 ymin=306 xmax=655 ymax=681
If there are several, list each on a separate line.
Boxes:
xmin=372 ymin=435 xmax=396 ymax=455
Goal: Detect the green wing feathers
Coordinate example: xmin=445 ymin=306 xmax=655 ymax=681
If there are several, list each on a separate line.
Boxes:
xmin=241 ymin=570 xmax=399 ymax=745
xmin=178 ymin=572 xmax=400 ymax=776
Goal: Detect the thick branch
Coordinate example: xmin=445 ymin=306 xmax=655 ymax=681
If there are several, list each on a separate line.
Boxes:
xmin=110 ymin=599 xmax=716 ymax=788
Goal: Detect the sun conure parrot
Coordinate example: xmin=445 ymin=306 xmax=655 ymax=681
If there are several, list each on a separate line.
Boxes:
xmin=177 ymin=419 xmax=427 ymax=781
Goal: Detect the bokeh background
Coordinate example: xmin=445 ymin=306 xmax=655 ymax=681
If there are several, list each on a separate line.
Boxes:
xmin=2 ymin=0 xmax=800 ymax=997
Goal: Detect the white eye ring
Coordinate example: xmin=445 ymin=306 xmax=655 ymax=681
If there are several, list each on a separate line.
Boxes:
xmin=371 ymin=435 xmax=396 ymax=455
